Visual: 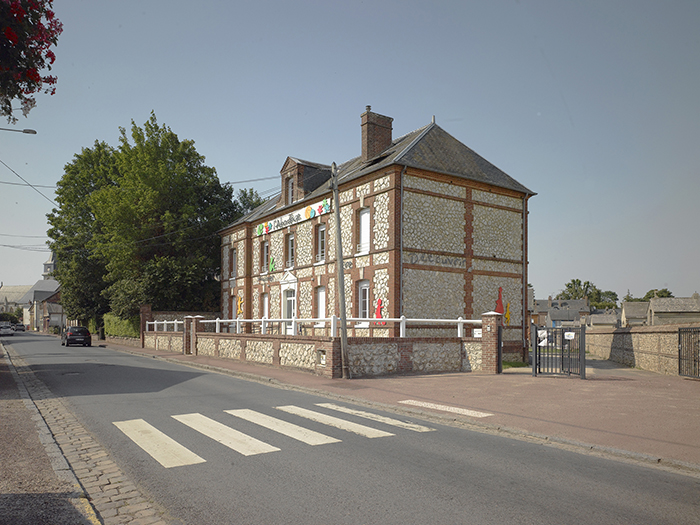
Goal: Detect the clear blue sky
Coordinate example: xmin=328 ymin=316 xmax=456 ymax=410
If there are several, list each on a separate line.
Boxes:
xmin=1 ymin=0 xmax=698 ymax=302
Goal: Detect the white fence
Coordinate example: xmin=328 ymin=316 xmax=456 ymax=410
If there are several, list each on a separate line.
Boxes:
xmin=147 ymin=316 xmax=482 ymax=338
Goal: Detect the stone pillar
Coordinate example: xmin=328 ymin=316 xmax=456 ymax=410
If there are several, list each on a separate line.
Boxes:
xmin=481 ymin=312 xmax=503 ymax=374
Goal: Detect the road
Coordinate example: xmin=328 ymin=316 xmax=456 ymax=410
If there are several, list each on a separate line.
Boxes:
xmin=6 ymin=333 xmax=700 ymax=525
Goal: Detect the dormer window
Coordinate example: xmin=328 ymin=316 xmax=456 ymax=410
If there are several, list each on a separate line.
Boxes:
xmin=287 ymin=177 xmax=294 ymax=205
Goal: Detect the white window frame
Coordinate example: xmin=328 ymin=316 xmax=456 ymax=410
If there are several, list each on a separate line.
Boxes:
xmin=261 ymin=292 xmax=269 ymax=319
xmin=357 ymin=207 xmax=370 ymax=254
xmin=285 ymin=233 xmax=295 ymax=269
xmin=357 ymin=280 xmax=370 ymax=327
xmin=315 ymin=223 xmax=326 ymax=263
xmin=315 ymin=286 xmax=326 ymax=327
xmin=261 ymin=241 xmax=269 ymax=273
xmin=287 ymin=177 xmax=294 ymax=206
xmin=284 ymin=289 xmax=296 ymax=334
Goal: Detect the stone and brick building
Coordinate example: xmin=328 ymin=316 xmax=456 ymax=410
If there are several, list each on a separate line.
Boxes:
xmin=219 ymin=107 xmax=535 ymax=358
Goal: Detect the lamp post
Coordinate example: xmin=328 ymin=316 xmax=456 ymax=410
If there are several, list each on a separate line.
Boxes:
xmin=0 ymin=127 xmax=37 ymax=134
xmin=331 ymin=162 xmax=350 ymax=379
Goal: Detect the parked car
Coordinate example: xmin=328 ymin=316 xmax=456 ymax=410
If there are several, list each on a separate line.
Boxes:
xmin=61 ymin=326 xmax=92 ymax=347
xmin=13 ymin=323 xmax=25 ymax=331
xmin=0 ymin=321 xmax=13 ymax=336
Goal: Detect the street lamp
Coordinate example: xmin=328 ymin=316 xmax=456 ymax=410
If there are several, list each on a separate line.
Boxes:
xmin=0 ymin=127 xmax=37 ymax=134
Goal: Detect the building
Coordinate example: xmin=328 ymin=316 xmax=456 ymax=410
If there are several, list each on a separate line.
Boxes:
xmin=219 ymin=108 xmax=535 ymax=358
xmin=647 ymin=294 xmax=700 ymax=325
xmin=533 ymin=297 xmax=591 ymax=327
xmin=621 ymin=301 xmax=649 ymax=327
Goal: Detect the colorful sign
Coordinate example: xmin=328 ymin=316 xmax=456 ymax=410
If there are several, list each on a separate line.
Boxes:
xmin=256 ymin=198 xmax=331 ymax=236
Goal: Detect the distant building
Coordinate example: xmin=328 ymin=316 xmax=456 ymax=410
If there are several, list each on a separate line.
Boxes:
xmin=621 ymin=301 xmax=649 ymax=327
xmin=0 ymin=284 xmax=33 ymax=314
xmin=533 ymin=296 xmax=591 ymax=327
xmin=647 ymin=294 xmax=700 ymax=325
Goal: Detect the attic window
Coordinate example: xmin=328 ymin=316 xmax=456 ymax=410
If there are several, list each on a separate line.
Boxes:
xmin=287 ymin=177 xmax=294 ymax=205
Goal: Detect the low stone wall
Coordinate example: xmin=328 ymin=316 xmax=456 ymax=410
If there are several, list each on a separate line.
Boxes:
xmin=586 ymin=323 xmax=698 ymax=375
xmin=140 ymin=312 xmax=504 ymax=378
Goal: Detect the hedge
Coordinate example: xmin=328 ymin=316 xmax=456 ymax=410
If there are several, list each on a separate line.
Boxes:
xmin=103 ymin=312 xmax=140 ymax=338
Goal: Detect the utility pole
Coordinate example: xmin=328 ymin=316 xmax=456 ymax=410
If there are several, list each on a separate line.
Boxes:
xmin=331 ymin=162 xmax=350 ymax=379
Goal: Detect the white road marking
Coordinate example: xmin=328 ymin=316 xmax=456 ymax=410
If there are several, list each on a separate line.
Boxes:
xmin=225 ymin=409 xmax=341 ymax=446
xmin=172 ymin=413 xmax=280 ymax=456
xmin=316 ymin=403 xmax=435 ymax=432
xmin=113 ymin=419 xmax=206 ymax=469
xmin=398 ymin=400 xmax=493 ymax=418
xmin=276 ymin=405 xmax=394 ymax=438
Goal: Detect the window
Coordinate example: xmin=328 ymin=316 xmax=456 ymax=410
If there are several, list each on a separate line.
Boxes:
xmin=261 ymin=241 xmax=269 ymax=273
xmin=357 ymin=280 xmax=370 ymax=326
xmin=315 ymin=224 xmax=326 ymax=262
xmin=315 ymin=286 xmax=326 ymax=326
xmin=261 ymin=293 xmax=269 ymax=319
xmin=357 ymin=208 xmax=370 ymax=254
xmin=287 ymin=177 xmax=294 ymax=205
xmin=230 ymin=247 xmax=237 ymax=279
xmin=285 ymin=233 xmax=295 ymax=268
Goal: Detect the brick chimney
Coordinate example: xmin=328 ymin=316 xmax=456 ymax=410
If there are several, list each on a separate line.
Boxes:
xmin=361 ymin=106 xmax=393 ymax=162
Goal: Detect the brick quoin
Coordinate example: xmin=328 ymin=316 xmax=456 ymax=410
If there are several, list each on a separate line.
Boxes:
xmin=481 ymin=312 xmax=502 ymax=374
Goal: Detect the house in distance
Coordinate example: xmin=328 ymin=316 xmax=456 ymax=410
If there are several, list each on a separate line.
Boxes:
xmin=219 ymin=107 xmax=535 ymax=360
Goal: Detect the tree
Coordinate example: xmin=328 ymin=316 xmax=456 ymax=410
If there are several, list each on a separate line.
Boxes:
xmin=89 ymin=113 xmax=243 ymax=318
xmin=0 ymin=0 xmax=62 ymax=123
xmin=47 ymin=141 xmax=117 ymax=324
xmin=625 ymin=288 xmax=674 ymax=302
xmin=557 ymin=279 xmax=618 ymax=309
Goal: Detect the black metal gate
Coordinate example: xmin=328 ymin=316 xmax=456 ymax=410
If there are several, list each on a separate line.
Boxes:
xmin=530 ymin=325 xmax=586 ymax=379
xmin=679 ymin=327 xmax=700 ymax=379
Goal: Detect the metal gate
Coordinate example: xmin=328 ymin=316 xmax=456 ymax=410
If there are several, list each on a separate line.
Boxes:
xmin=530 ymin=325 xmax=586 ymax=379
xmin=679 ymin=327 xmax=700 ymax=379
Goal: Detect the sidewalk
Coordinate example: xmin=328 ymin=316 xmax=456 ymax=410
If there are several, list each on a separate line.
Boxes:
xmin=110 ymin=341 xmax=700 ymax=475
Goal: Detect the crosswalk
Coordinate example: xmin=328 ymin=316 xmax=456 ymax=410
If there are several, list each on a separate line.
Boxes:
xmin=114 ymin=403 xmax=435 ymax=468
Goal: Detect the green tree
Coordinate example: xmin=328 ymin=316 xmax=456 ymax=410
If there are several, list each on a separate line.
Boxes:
xmin=557 ymin=279 xmax=618 ymax=309
xmin=89 ymin=113 xmax=241 ymax=318
xmin=0 ymin=0 xmax=62 ymax=123
xmin=47 ymin=141 xmax=116 ymax=324
xmin=623 ymin=288 xmax=674 ymax=302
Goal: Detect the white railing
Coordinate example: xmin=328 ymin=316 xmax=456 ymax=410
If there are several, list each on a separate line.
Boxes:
xmin=196 ymin=316 xmax=482 ymax=338
xmin=145 ymin=320 xmax=184 ymax=332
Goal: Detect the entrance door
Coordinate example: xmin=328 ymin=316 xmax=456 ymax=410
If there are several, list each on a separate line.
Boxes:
xmin=531 ymin=325 xmax=586 ymax=379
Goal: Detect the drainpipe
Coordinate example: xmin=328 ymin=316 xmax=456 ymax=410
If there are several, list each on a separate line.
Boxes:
xmin=522 ymin=195 xmax=529 ymax=359
xmin=399 ymin=165 xmax=407 ymax=325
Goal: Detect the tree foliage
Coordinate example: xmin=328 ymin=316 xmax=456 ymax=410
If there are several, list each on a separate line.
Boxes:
xmin=623 ymin=288 xmax=674 ymax=302
xmin=557 ymin=279 xmax=618 ymax=309
xmin=48 ymin=113 xmax=260 ymax=320
xmin=0 ymin=0 xmax=62 ymax=123
xmin=47 ymin=141 xmax=116 ymax=323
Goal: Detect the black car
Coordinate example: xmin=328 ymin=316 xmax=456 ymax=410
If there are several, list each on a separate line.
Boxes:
xmin=61 ymin=326 xmax=92 ymax=347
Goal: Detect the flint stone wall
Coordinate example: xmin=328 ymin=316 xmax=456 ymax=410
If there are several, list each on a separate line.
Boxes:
xmin=586 ymin=324 xmax=699 ymax=375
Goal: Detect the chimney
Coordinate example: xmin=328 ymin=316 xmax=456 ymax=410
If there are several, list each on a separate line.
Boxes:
xmin=361 ymin=105 xmax=393 ymax=162
xmin=548 ymin=295 xmax=552 ymax=308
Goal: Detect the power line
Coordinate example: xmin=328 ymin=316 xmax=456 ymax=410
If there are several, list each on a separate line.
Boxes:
xmin=0 ymin=158 xmax=56 ymax=206
xmin=0 ymin=179 xmax=55 ymax=188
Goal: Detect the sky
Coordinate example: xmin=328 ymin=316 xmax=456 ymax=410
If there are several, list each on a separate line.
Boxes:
xmin=1 ymin=0 xmax=698 ymax=302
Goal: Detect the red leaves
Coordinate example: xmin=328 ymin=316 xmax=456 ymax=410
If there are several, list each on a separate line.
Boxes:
xmin=0 ymin=0 xmax=63 ymax=122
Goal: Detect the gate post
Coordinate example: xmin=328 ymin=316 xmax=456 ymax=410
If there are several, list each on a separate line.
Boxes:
xmin=481 ymin=312 xmax=503 ymax=374
xmin=579 ymin=326 xmax=586 ymax=380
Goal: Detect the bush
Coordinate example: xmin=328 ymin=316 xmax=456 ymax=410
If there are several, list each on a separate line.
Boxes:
xmin=103 ymin=312 xmax=139 ymax=338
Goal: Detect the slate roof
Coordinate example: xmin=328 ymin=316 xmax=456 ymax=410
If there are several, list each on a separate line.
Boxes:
xmin=649 ymin=296 xmax=700 ymax=313
xmin=534 ymin=299 xmax=590 ymax=314
xmin=18 ymin=279 xmax=60 ymax=304
xmin=224 ymin=120 xmax=535 ymax=230
xmin=622 ymin=301 xmax=650 ymax=319
xmin=0 ymin=284 xmax=33 ymax=304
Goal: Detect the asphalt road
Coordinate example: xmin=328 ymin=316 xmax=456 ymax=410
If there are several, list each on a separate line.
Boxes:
xmin=8 ymin=333 xmax=700 ymax=525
